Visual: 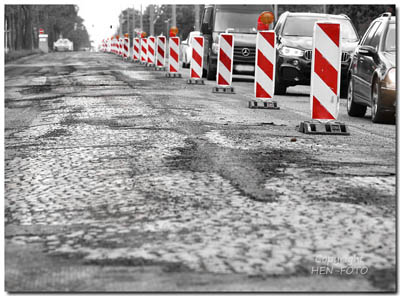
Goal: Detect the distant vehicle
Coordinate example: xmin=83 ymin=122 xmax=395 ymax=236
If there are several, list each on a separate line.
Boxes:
xmin=274 ymin=12 xmax=359 ymax=96
xmin=347 ymin=13 xmax=396 ymax=123
xmin=200 ymin=4 xmax=274 ymax=80
xmin=53 ymin=38 xmax=73 ymax=52
xmin=181 ymin=31 xmax=201 ymax=68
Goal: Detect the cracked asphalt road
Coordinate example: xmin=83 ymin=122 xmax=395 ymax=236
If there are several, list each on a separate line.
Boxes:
xmin=4 ymin=51 xmax=396 ymax=292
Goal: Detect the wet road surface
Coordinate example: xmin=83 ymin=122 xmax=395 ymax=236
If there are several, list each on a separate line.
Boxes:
xmin=4 ymin=51 xmax=396 ymax=291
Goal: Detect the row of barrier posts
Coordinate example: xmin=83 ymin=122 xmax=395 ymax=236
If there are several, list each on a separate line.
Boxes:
xmin=100 ymin=13 xmax=348 ymax=135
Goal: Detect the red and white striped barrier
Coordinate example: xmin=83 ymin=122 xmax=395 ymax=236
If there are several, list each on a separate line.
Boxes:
xmin=147 ymin=36 xmax=156 ymax=66
xmin=133 ymin=37 xmax=140 ymax=61
xmin=140 ymin=38 xmax=147 ymax=63
xmin=298 ymin=22 xmax=349 ymax=135
xmin=310 ymin=22 xmax=341 ymax=120
xmin=156 ymin=36 xmax=166 ymax=69
xmin=187 ymin=36 xmax=205 ymax=84
xmin=249 ymin=30 xmax=279 ymax=108
xmin=213 ymin=33 xmax=234 ymax=93
xmin=123 ymin=36 xmax=129 ymax=59
xmin=168 ymin=37 xmax=180 ymax=73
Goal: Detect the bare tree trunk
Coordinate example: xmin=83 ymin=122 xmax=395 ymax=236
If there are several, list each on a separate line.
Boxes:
xmin=15 ymin=6 xmax=23 ymax=50
xmin=23 ymin=5 xmax=33 ymax=49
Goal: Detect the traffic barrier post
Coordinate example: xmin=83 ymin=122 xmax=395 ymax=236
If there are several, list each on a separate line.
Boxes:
xmin=140 ymin=38 xmax=148 ymax=65
xmin=212 ymin=33 xmax=234 ymax=93
xmin=123 ymin=34 xmax=129 ymax=60
xmin=133 ymin=37 xmax=140 ymax=62
xmin=147 ymin=36 xmax=156 ymax=67
xmin=298 ymin=21 xmax=349 ymax=135
xmin=248 ymin=30 xmax=279 ymax=109
xmin=187 ymin=36 xmax=205 ymax=85
xmin=166 ymin=37 xmax=181 ymax=78
xmin=155 ymin=36 xmax=166 ymax=71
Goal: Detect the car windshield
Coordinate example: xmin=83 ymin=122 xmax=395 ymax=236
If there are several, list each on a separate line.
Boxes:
xmin=282 ymin=16 xmax=358 ymax=40
xmin=384 ymin=23 xmax=395 ymax=52
xmin=214 ymin=10 xmax=261 ymax=33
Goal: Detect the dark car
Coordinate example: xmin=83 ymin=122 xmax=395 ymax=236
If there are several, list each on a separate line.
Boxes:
xmin=274 ymin=12 xmax=359 ymax=96
xmin=200 ymin=4 xmax=273 ymax=80
xmin=347 ymin=13 xmax=396 ymax=123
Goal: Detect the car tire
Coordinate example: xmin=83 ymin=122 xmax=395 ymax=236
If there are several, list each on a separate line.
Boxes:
xmin=274 ymin=72 xmax=287 ymax=95
xmin=347 ymin=76 xmax=367 ymax=117
xmin=371 ymin=79 xmax=393 ymax=123
xmin=206 ymin=55 xmax=216 ymax=81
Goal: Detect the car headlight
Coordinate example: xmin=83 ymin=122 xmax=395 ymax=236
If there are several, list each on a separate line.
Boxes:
xmin=280 ymin=46 xmax=304 ymax=57
xmin=212 ymin=42 xmax=219 ymax=54
xmin=384 ymin=68 xmax=396 ymax=88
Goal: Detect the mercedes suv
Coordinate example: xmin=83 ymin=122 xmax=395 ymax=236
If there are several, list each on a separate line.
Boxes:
xmin=200 ymin=5 xmax=273 ymax=80
xmin=274 ymin=12 xmax=359 ymax=96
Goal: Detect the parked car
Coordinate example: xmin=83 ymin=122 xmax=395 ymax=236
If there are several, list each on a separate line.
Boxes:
xmin=200 ymin=4 xmax=274 ymax=80
xmin=181 ymin=31 xmax=201 ymax=68
xmin=53 ymin=38 xmax=73 ymax=52
xmin=274 ymin=12 xmax=359 ymax=96
xmin=347 ymin=13 xmax=396 ymax=123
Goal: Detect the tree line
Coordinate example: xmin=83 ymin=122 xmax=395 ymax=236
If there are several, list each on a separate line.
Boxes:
xmin=5 ymin=5 xmax=91 ymax=52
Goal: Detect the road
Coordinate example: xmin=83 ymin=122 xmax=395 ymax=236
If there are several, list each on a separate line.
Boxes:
xmin=4 ymin=51 xmax=396 ymax=292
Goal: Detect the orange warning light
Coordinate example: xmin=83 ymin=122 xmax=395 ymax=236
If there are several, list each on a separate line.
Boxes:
xmin=124 ymin=33 xmax=129 ymax=38
xmin=169 ymin=26 xmax=178 ymax=37
xmin=141 ymin=32 xmax=147 ymax=38
xmin=257 ymin=11 xmax=274 ymax=31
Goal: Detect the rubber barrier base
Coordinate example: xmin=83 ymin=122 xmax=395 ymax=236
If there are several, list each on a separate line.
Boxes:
xmin=248 ymin=100 xmax=280 ymax=109
xmin=155 ymin=67 xmax=166 ymax=71
xmin=187 ymin=78 xmax=205 ymax=85
xmin=146 ymin=63 xmax=155 ymax=68
xmin=165 ymin=73 xmax=182 ymax=78
xmin=298 ymin=121 xmax=350 ymax=135
xmin=212 ymin=86 xmax=235 ymax=94
xmin=140 ymin=61 xmax=147 ymax=65
xmin=132 ymin=59 xmax=140 ymax=63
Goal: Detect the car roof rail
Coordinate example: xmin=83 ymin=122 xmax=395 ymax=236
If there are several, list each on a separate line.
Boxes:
xmin=380 ymin=12 xmax=392 ymax=18
xmin=339 ymin=14 xmax=350 ymax=19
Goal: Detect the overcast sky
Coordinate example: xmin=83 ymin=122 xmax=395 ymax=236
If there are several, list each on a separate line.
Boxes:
xmin=78 ymin=1 xmax=144 ymax=46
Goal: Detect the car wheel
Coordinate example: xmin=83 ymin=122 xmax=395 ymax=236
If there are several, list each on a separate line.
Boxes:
xmin=274 ymin=72 xmax=287 ymax=95
xmin=371 ymin=79 xmax=393 ymax=123
xmin=206 ymin=55 xmax=216 ymax=81
xmin=347 ymin=76 xmax=367 ymax=117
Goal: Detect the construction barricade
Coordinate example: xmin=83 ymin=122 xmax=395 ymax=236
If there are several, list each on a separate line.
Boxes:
xmin=249 ymin=30 xmax=279 ymax=109
xmin=155 ymin=36 xmax=166 ymax=71
xmin=187 ymin=36 xmax=205 ymax=85
xmin=133 ymin=37 xmax=140 ymax=62
xmin=298 ymin=21 xmax=349 ymax=135
xmin=213 ymin=33 xmax=234 ymax=93
xmin=147 ymin=36 xmax=156 ymax=67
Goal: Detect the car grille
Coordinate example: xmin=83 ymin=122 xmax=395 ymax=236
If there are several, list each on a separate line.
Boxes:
xmin=233 ymin=46 xmax=256 ymax=63
xmin=304 ymin=50 xmax=351 ymax=62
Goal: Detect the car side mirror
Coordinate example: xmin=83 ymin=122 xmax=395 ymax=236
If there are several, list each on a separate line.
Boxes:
xmin=358 ymin=45 xmax=377 ymax=57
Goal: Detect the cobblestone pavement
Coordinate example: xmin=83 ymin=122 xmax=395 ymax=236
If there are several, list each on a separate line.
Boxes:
xmin=5 ymin=52 xmax=396 ymax=291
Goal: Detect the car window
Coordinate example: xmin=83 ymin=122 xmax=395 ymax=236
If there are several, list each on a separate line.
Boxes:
xmin=282 ymin=16 xmax=358 ymax=40
xmin=202 ymin=7 xmax=213 ymax=25
xmin=369 ymin=22 xmax=384 ymax=49
xmin=361 ymin=21 xmax=381 ymax=46
xmin=384 ymin=23 xmax=396 ymax=52
xmin=214 ymin=9 xmax=264 ymax=33
xmin=274 ymin=14 xmax=285 ymax=34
